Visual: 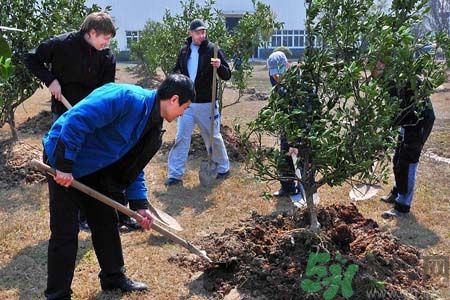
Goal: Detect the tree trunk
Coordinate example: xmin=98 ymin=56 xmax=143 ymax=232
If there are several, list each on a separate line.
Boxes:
xmin=304 ymin=181 xmax=320 ymax=233
xmin=7 ymin=108 xmax=18 ymax=141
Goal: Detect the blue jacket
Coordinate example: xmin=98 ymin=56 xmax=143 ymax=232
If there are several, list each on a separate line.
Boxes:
xmin=43 ymin=83 xmax=157 ymax=201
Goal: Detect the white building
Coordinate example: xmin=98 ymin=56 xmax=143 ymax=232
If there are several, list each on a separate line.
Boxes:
xmin=87 ymin=0 xmax=306 ymax=60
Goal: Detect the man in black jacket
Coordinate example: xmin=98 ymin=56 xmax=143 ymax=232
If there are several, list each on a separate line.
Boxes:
xmin=24 ymin=12 xmax=139 ymax=231
xmin=24 ymin=12 xmax=116 ymax=120
xmin=165 ymin=19 xmax=232 ymax=186
xmin=378 ymin=62 xmax=436 ymax=218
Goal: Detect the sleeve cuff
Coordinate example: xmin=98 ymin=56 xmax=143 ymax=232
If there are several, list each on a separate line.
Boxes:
xmin=129 ymin=199 xmax=149 ymax=211
xmin=55 ymin=139 xmax=73 ymax=173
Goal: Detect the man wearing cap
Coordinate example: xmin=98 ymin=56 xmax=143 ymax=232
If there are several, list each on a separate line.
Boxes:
xmin=267 ymin=51 xmax=299 ymax=197
xmin=165 ymin=19 xmax=232 ymax=186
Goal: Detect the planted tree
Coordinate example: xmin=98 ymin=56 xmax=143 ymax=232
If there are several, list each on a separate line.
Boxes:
xmin=0 ymin=0 xmax=101 ymax=140
xmin=240 ymin=0 xmax=449 ymax=232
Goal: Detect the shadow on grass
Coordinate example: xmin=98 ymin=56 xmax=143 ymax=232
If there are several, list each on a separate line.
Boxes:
xmin=390 ymin=213 xmax=440 ymax=249
xmin=0 ymin=239 xmax=92 ymax=300
xmin=152 ymin=181 xmax=215 ymax=218
xmin=177 ymin=271 xmax=217 ymax=300
xmin=0 ymin=184 xmax=45 ymax=215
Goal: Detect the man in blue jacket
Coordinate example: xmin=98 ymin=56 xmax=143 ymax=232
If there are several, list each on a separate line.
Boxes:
xmin=42 ymin=74 xmax=194 ymax=299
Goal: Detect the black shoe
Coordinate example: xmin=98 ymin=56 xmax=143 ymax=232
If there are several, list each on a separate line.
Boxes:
xmin=79 ymin=220 xmax=90 ymax=232
xmin=119 ymin=217 xmax=141 ymax=231
xmin=381 ymin=208 xmax=409 ymax=219
xmin=216 ymin=170 xmax=230 ymax=180
xmin=101 ymin=276 xmax=148 ymax=292
xmin=273 ymin=188 xmax=298 ymax=197
xmin=164 ymin=177 xmax=182 ymax=186
xmin=380 ymin=192 xmax=397 ymax=204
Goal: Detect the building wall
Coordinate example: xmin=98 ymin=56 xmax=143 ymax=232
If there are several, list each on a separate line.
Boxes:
xmin=86 ymin=0 xmax=306 ymax=59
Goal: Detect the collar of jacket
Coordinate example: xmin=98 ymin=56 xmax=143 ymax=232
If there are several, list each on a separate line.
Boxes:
xmin=185 ymin=36 xmax=209 ymax=49
xmin=76 ymin=30 xmax=99 ymax=52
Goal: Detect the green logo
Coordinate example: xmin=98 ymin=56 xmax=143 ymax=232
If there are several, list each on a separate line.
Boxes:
xmin=301 ymin=252 xmax=359 ymax=300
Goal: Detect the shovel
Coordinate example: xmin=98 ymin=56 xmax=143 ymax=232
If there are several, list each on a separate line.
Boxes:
xmin=348 ymin=160 xmax=381 ymax=201
xmin=289 ymin=153 xmax=320 ymax=207
xmin=199 ymin=43 xmax=219 ymax=187
xmin=31 ymin=159 xmax=211 ymax=262
xmin=59 ymin=96 xmax=183 ymax=231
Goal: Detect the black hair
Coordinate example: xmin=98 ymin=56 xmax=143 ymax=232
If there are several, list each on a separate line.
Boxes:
xmin=157 ymin=74 xmax=195 ymax=105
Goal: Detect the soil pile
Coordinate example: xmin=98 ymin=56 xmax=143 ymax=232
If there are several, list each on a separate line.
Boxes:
xmin=171 ymin=204 xmax=431 ymax=300
xmin=161 ymin=125 xmax=248 ymax=162
xmin=0 ymin=140 xmax=46 ymax=188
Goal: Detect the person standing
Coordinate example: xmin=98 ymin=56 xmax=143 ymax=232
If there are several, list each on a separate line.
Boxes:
xmin=380 ymin=82 xmax=435 ymax=218
xmin=24 ymin=12 xmax=139 ymax=230
xmin=165 ymin=19 xmax=232 ymax=186
xmin=267 ymin=51 xmax=299 ymax=197
xmin=42 ymin=74 xmax=194 ymax=299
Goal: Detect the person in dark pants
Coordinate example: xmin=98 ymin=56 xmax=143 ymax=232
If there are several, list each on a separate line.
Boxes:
xmin=23 ymin=12 xmax=138 ymax=231
xmin=267 ymin=51 xmax=299 ymax=197
xmin=378 ymin=62 xmax=436 ymax=218
xmin=42 ymin=74 xmax=194 ymax=299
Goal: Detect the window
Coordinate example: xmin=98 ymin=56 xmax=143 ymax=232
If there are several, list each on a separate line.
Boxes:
xmin=268 ymin=29 xmax=309 ymax=48
xmin=225 ymin=16 xmax=241 ymax=33
xmin=125 ymin=31 xmax=141 ymax=49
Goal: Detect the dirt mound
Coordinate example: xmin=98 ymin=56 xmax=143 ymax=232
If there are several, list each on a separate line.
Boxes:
xmin=18 ymin=110 xmax=52 ymax=135
xmin=160 ymin=125 xmax=247 ymax=162
xmin=171 ymin=204 xmax=431 ymax=300
xmin=0 ymin=140 xmax=46 ymax=188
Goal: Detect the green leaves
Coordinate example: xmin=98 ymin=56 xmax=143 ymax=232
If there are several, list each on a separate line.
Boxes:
xmin=241 ymin=0 xmax=448 ymax=230
xmin=301 ymin=252 xmax=359 ymax=299
xmin=0 ymin=36 xmax=13 ymax=82
xmin=0 ymin=36 xmax=12 ymax=59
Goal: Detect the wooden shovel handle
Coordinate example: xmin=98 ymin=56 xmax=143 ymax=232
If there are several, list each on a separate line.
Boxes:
xmin=208 ymin=43 xmax=219 ymax=165
xmin=61 ymin=95 xmax=72 ymax=110
xmin=30 ymin=159 xmax=212 ymax=262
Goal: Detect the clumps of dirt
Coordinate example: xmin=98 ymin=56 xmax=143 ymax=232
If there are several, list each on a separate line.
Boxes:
xmin=18 ymin=110 xmax=52 ymax=135
xmin=160 ymin=125 xmax=248 ymax=162
xmin=244 ymin=87 xmax=269 ymax=101
xmin=0 ymin=140 xmax=46 ymax=189
xmin=171 ymin=204 xmax=431 ymax=300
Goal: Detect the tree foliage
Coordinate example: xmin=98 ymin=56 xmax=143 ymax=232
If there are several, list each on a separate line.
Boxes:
xmin=239 ymin=0 xmax=449 ymax=231
xmin=0 ymin=0 xmax=102 ymax=140
xmin=0 ymin=36 xmax=13 ymax=82
xmin=131 ymin=0 xmax=282 ymax=108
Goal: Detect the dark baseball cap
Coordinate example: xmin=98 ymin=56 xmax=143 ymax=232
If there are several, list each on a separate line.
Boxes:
xmin=190 ymin=19 xmax=207 ymax=31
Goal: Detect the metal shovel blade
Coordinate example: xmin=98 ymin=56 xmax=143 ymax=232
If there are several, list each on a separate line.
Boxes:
xmin=199 ymin=160 xmax=218 ymax=187
xmin=147 ymin=205 xmax=183 ymax=231
xmin=349 ymin=184 xmax=381 ymax=201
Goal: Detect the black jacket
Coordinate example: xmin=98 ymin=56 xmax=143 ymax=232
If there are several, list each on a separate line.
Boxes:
xmin=388 ymin=82 xmax=435 ymax=146
xmin=173 ymin=37 xmax=231 ymax=103
xmin=24 ymin=31 xmax=116 ymax=115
